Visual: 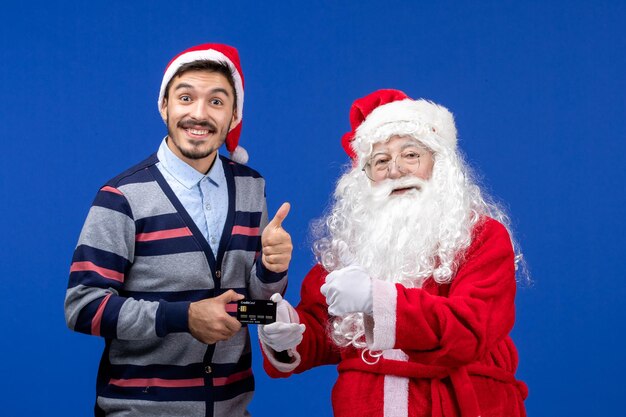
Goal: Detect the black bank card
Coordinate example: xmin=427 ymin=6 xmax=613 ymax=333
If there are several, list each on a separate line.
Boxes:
xmin=236 ymin=300 xmax=276 ymax=324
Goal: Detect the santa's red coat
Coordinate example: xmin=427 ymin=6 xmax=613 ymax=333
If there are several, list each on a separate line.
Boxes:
xmin=263 ymin=218 xmax=528 ymax=417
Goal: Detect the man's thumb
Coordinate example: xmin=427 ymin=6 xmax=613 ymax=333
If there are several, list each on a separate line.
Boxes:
xmin=218 ymin=290 xmax=245 ymax=303
xmin=268 ymin=202 xmax=290 ymax=229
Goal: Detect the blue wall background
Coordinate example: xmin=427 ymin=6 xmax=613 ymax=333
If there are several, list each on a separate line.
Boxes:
xmin=1 ymin=1 xmax=624 ymax=415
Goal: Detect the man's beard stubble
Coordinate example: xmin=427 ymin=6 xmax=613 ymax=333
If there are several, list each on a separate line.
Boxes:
xmin=167 ymin=116 xmax=231 ymax=160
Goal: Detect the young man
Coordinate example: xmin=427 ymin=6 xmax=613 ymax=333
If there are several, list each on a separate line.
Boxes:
xmin=259 ymin=89 xmax=528 ymax=417
xmin=65 ymin=43 xmax=292 ymax=416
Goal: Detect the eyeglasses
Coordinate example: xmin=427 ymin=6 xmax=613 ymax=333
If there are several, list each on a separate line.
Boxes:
xmin=363 ymin=148 xmax=426 ymax=181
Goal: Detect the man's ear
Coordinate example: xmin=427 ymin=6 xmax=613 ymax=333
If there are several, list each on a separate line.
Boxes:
xmin=159 ymin=99 xmax=168 ymax=123
xmin=228 ymin=109 xmax=238 ymax=131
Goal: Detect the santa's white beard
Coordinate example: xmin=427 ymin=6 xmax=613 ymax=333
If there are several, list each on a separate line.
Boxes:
xmin=335 ymin=176 xmax=441 ymax=287
xmin=315 ymin=164 xmax=479 ymax=349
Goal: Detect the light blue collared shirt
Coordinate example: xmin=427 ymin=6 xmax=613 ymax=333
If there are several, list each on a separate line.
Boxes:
xmin=156 ymin=139 xmax=228 ymax=259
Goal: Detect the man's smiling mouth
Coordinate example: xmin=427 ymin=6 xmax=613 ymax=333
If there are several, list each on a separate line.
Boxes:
xmin=186 ymin=128 xmax=212 ymax=136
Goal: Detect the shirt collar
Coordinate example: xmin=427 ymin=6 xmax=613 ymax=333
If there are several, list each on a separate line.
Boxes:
xmin=157 ymin=138 xmax=223 ymax=189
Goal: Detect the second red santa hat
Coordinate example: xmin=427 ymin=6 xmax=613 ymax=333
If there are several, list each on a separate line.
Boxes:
xmin=341 ymin=89 xmax=457 ymax=166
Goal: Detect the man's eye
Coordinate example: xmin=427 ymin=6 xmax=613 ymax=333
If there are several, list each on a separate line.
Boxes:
xmin=180 ymin=95 xmax=192 ymax=102
xmin=211 ymin=98 xmax=223 ymax=105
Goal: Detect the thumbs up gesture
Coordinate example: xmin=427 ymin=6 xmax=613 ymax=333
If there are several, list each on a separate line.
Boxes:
xmin=261 ymin=202 xmax=293 ymax=273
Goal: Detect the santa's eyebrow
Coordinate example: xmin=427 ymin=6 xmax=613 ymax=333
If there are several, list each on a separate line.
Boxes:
xmin=400 ymin=141 xmax=432 ymax=153
xmin=398 ymin=139 xmax=424 ymax=148
xmin=400 ymin=143 xmax=419 ymax=150
xmin=370 ymin=150 xmax=391 ymax=157
xmin=372 ymin=142 xmax=427 ymax=156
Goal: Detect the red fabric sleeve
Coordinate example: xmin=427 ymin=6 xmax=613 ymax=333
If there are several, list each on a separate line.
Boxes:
xmin=262 ymin=264 xmax=341 ymax=377
xmin=383 ymin=219 xmax=517 ymax=367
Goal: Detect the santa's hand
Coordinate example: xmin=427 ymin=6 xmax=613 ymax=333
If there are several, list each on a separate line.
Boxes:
xmin=320 ymin=265 xmax=373 ymax=316
xmin=258 ymin=293 xmax=305 ymax=352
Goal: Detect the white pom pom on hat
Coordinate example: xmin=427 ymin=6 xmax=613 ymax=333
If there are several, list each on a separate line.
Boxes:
xmin=229 ymin=145 xmax=249 ymax=165
xmin=158 ymin=43 xmax=249 ymax=164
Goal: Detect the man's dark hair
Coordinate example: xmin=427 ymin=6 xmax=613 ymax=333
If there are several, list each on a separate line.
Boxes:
xmin=163 ymin=60 xmax=237 ymax=111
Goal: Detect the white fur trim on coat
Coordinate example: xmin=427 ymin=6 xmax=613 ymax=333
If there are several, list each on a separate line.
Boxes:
xmin=383 ymin=349 xmax=409 ymax=417
xmin=364 ymin=280 xmax=398 ymax=351
xmin=259 ymin=340 xmax=302 ymax=374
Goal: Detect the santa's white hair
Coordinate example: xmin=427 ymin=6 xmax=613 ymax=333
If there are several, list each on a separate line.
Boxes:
xmin=312 ymin=98 xmax=527 ymax=349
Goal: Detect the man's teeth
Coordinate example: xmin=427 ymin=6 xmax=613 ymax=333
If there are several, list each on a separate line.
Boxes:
xmin=187 ymin=128 xmax=210 ymax=135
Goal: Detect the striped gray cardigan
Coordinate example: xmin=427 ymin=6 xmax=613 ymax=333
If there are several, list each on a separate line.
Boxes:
xmin=65 ymin=153 xmax=287 ymax=417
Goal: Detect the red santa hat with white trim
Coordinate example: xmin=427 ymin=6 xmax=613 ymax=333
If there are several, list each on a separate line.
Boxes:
xmin=158 ymin=43 xmax=248 ymax=164
xmin=341 ymin=89 xmax=457 ymax=168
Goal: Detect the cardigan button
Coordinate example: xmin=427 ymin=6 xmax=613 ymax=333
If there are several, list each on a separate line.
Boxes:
xmin=216 ymin=270 xmax=221 ymax=279
xmin=205 ymin=365 xmax=212 ymax=374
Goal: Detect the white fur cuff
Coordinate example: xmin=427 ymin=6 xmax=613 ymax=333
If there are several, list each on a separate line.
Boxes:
xmin=364 ymin=280 xmax=398 ymax=351
xmin=259 ymin=339 xmax=302 ymax=374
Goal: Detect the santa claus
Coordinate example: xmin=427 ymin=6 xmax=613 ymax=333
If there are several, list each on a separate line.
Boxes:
xmin=259 ymin=89 xmax=528 ymax=417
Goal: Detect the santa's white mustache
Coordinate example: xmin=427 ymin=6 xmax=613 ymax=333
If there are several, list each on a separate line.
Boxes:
xmin=369 ymin=177 xmax=428 ymax=199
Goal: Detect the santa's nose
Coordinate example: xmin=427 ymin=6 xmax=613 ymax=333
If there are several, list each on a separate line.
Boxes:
xmin=387 ymin=161 xmax=406 ymax=179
